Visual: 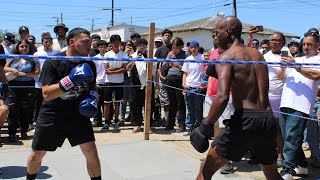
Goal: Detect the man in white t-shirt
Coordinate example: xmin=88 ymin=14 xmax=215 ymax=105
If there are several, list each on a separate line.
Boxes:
xmin=277 ymin=32 xmax=320 ymax=179
xmin=181 ymin=40 xmax=204 ymax=134
xmin=92 ymin=40 xmax=108 ymax=127
xmin=101 ymin=35 xmax=127 ymax=131
xmin=37 ymin=23 xmax=68 ymax=52
xmin=33 ymin=32 xmax=57 ymax=129
xmin=1 ymin=33 xmax=15 ymax=54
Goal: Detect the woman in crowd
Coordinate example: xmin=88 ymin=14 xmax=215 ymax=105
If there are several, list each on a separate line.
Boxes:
xmin=4 ymin=39 xmax=40 ymax=142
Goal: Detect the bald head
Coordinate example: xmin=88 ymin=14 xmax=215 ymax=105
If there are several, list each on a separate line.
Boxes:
xmin=217 ymin=16 xmax=242 ymax=39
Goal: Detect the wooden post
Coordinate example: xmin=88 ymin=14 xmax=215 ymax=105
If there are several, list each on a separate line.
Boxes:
xmin=144 ymin=22 xmax=155 ymax=140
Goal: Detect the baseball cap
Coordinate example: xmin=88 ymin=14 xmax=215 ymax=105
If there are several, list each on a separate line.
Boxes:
xmin=19 ymin=26 xmax=29 ymax=33
xmin=189 ymin=40 xmax=199 ymax=47
xmin=154 ymin=37 xmax=163 ymax=43
xmin=4 ymin=32 xmax=15 ymax=44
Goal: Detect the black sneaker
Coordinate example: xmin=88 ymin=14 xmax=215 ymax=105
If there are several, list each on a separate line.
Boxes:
xmin=21 ymin=133 xmax=28 ymax=140
xmin=220 ymin=162 xmax=235 ymax=174
xmin=187 ymin=128 xmax=193 ymax=135
xmin=8 ymin=135 xmax=18 ymax=142
xmin=118 ymin=120 xmax=125 ymax=126
xmin=27 ymin=124 xmax=35 ymax=131
xmin=165 ymin=126 xmax=175 ymax=131
xmin=101 ymin=124 xmax=109 ymax=131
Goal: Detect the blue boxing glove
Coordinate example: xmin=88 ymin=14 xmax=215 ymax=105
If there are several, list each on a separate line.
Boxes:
xmin=59 ymin=63 xmax=94 ymax=92
xmin=79 ymin=90 xmax=98 ymax=118
xmin=190 ymin=119 xmax=214 ymax=153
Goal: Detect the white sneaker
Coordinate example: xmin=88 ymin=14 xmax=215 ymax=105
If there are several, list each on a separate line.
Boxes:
xmin=280 ymin=170 xmax=293 ymax=180
xmin=293 ymin=166 xmax=308 ymax=176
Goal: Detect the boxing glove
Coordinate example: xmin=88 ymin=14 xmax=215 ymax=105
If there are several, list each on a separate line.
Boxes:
xmin=206 ymin=64 xmax=218 ymax=79
xmin=190 ymin=119 xmax=214 ymax=153
xmin=79 ymin=90 xmax=98 ymax=118
xmin=59 ymin=63 xmax=94 ymax=92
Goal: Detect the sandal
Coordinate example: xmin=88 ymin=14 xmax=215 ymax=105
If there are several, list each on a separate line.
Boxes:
xmin=132 ymin=126 xmax=141 ymax=133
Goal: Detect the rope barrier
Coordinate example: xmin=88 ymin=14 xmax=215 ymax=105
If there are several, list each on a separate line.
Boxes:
xmin=1 ymin=54 xmax=320 ymax=68
xmin=147 ymin=80 xmax=320 ymax=122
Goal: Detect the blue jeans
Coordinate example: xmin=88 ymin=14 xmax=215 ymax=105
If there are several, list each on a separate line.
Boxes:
xmin=184 ymin=88 xmax=204 ymax=128
xmin=307 ymin=99 xmax=320 ymax=161
xmin=280 ymin=107 xmax=308 ymax=171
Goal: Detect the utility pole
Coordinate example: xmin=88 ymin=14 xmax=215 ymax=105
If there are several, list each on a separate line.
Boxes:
xmin=233 ymin=0 xmax=237 ymax=17
xmin=91 ymin=19 xmax=95 ymax=30
xmin=52 ymin=16 xmax=59 ymax=25
xmin=102 ymin=0 xmax=121 ymax=26
xmin=61 ymin=12 xmax=63 ymax=23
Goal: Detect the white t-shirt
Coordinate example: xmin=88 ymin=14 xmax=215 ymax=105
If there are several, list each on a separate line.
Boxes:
xmin=2 ymin=44 xmax=12 ymax=54
xmin=104 ymin=50 xmax=127 ymax=83
xmin=181 ymin=53 xmax=204 ymax=88
xmin=280 ymin=55 xmax=320 ymax=115
xmin=264 ymin=51 xmax=285 ymax=95
xmin=33 ymin=50 xmax=57 ymax=88
xmin=94 ymin=54 xmax=106 ymax=84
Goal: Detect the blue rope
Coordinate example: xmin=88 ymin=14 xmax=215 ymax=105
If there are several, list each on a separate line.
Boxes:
xmin=146 ymin=80 xmax=319 ymax=122
xmin=1 ymin=54 xmax=319 ymax=68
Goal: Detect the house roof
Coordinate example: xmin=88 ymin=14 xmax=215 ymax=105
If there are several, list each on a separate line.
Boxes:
xmin=149 ymin=16 xmax=300 ymax=39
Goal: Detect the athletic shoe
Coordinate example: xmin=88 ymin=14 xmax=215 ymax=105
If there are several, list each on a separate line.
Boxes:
xmin=186 ymin=127 xmax=192 ymax=135
xmin=21 ymin=133 xmax=28 ymax=140
xmin=293 ymin=166 xmax=308 ymax=176
xmin=277 ymin=157 xmax=283 ymax=167
xmin=8 ymin=135 xmax=18 ymax=142
xmin=220 ymin=162 xmax=235 ymax=174
xmin=280 ymin=169 xmax=293 ymax=180
xmin=101 ymin=124 xmax=109 ymax=131
xmin=118 ymin=120 xmax=125 ymax=126
xmin=113 ymin=123 xmax=120 ymax=131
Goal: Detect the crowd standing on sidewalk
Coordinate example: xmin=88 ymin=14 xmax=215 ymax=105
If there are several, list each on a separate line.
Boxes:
xmin=0 ymin=16 xmax=320 ymax=180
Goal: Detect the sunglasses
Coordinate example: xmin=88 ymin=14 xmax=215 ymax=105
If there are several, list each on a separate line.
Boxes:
xmin=304 ymin=31 xmax=320 ymax=42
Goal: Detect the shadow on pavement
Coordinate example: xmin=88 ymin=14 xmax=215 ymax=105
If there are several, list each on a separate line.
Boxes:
xmin=0 ymin=166 xmax=52 ymax=179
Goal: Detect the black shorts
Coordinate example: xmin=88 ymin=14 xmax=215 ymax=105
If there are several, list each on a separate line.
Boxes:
xmin=213 ymin=109 xmax=277 ymax=165
xmin=103 ymin=83 xmax=123 ymax=103
xmin=32 ymin=113 xmax=95 ymax=151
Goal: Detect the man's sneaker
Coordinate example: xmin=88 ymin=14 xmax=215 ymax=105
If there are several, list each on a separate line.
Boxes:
xmin=293 ymin=166 xmax=308 ymax=176
xmin=220 ymin=162 xmax=235 ymax=174
xmin=21 ymin=133 xmax=28 ymax=140
xmin=8 ymin=135 xmax=18 ymax=142
xmin=277 ymin=157 xmax=283 ymax=167
xmin=280 ymin=169 xmax=293 ymax=180
xmin=101 ymin=124 xmax=109 ymax=131
xmin=118 ymin=120 xmax=125 ymax=126
xmin=113 ymin=123 xmax=120 ymax=131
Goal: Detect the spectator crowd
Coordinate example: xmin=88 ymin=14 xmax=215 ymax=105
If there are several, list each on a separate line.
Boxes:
xmin=0 ymin=22 xmax=320 ymax=180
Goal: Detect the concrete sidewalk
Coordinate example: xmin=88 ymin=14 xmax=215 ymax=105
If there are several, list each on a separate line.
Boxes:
xmin=0 ymin=140 xmax=250 ymax=180
xmin=1 ymin=126 xmax=319 ymax=179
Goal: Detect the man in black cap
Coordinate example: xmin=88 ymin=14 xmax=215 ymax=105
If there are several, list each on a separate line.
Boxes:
xmin=1 ymin=32 xmax=15 ymax=54
xmin=12 ymin=26 xmax=37 ymax=54
xmin=52 ymin=23 xmax=69 ymax=52
xmin=89 ymin=34 xmax=101 ymax=56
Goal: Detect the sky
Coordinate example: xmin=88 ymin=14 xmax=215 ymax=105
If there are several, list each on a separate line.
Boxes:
xmin=0 ymin=0 xmax=319 ymax=43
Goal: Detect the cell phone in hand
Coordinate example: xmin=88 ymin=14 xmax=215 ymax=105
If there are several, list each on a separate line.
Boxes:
xmin=281 ymin=50 xmax=289 ymax=57
xmin=256 ymin=26 xmax=264 ymax=32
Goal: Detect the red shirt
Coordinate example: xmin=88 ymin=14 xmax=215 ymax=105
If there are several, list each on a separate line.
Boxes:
xmin=207 ymin=49 xmax=223 ymax=97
